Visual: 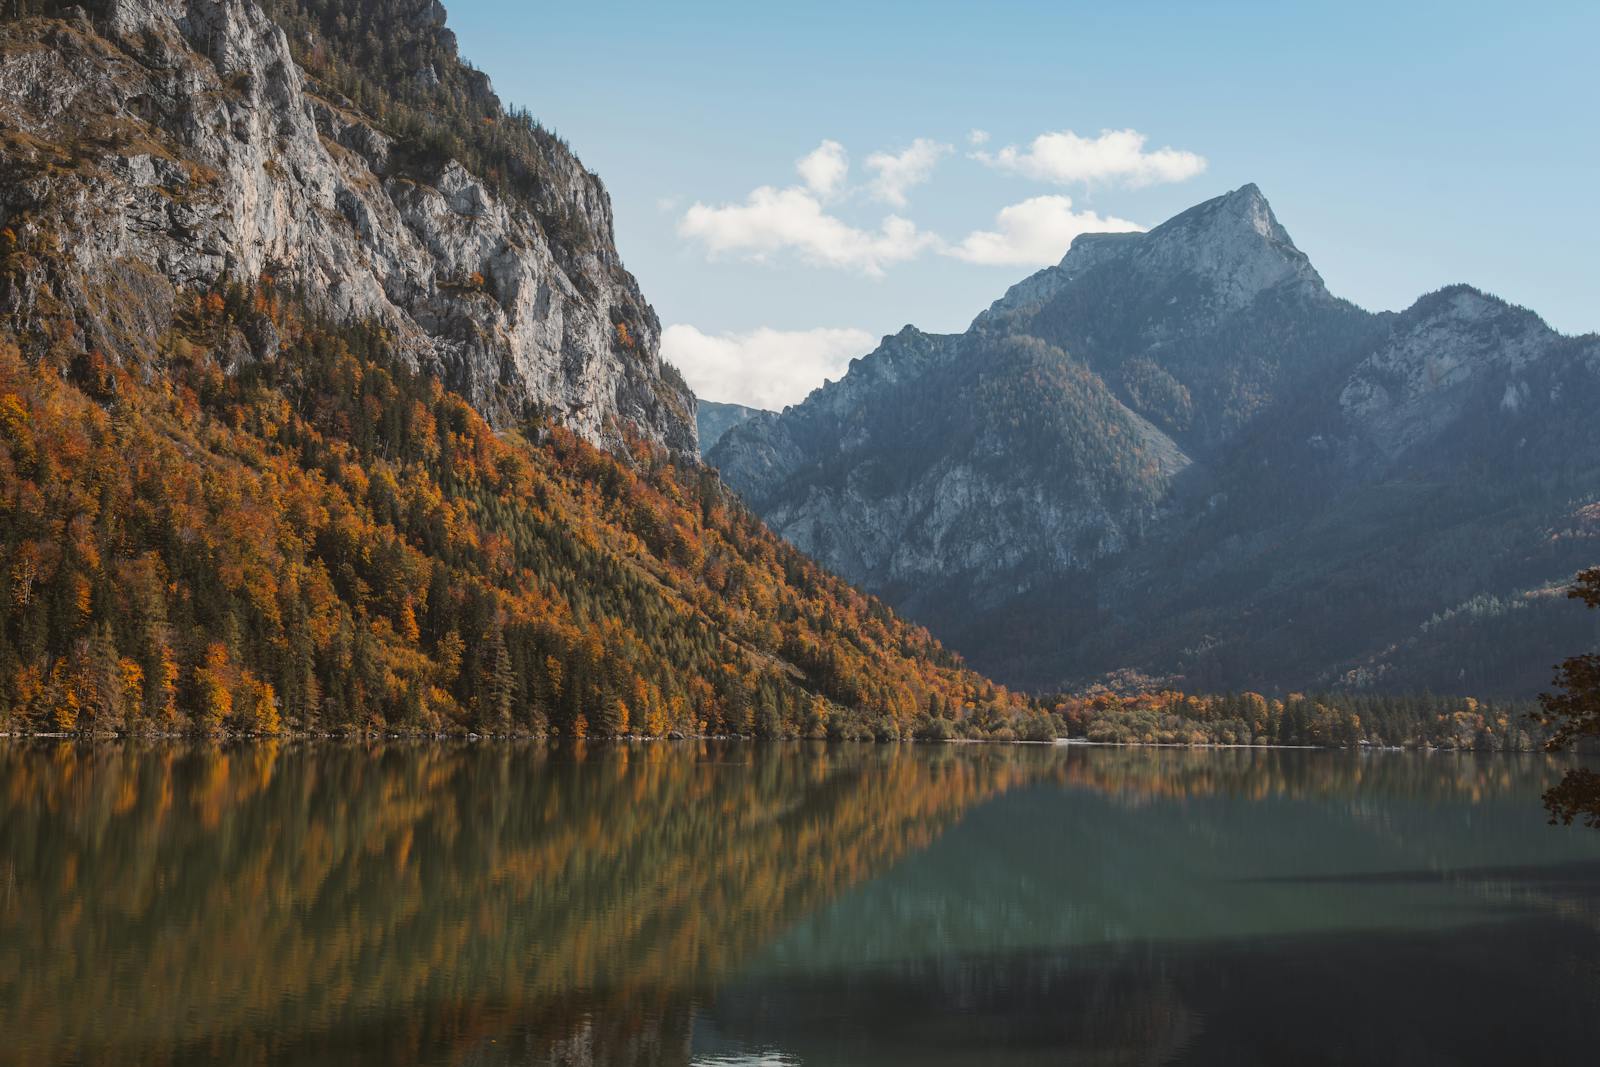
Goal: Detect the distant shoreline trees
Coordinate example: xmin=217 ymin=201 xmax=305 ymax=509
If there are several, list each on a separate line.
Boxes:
xmin=1043 ymin=689 xmax=1549 ymax=752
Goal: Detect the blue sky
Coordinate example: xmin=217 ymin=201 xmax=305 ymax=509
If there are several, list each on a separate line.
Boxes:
xmin=450 ymin=1 xmax=1598 ymax=408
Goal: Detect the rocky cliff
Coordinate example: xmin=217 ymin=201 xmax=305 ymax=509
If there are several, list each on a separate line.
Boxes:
xmin=711 ymin=186 xmax=1600 ymax=695
xmin=0 ymin=1 xmax=1086 ymax=750
xmin=0 ymin=0 xmax=696 ymax=452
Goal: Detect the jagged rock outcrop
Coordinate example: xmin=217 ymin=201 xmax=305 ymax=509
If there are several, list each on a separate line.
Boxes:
xmin=0 ymin=0 xmax=695 ymax=453
xmin=711 ymin=185 xmax=1600 ymax=695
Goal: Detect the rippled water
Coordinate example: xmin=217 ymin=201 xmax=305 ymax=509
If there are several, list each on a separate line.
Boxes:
xmin=2 ymin=741 xmax=1598 ymax=1065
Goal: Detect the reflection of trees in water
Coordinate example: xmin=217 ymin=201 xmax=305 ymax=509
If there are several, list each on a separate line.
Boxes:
xmin=1052 ymin=745 xmax=1576 ymax=806
xmin=0 ymin=741 xmax=1040 ymax=1065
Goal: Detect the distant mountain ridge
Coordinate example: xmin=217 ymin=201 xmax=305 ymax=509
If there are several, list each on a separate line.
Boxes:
xmin=710 ymin=186 xmax=1600 ymax=695
xmin=696 ymin=398 xmax=765 ymax=455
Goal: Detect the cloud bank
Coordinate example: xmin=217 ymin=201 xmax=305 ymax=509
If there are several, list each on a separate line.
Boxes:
xmin=947 ymin=195 xmax=1144 ymax=267
xmin=680 ymin=130 xmax=1183 ymax=276
xmin=678 ymin=188 xmax=935 ymax=276
xmin=977 ymin=128 xmax=1206 ymax=187
xmin=679 ymin=139 xmax=939 ymax=275
xmin=662 ymin=324 xmax=877 ymax=410
xmin=865 ymin=138 xmax=951 ymax=207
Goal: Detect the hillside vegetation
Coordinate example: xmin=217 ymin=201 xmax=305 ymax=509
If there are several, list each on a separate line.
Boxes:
xmin=0 ymin=280 xmax=1037 ymax=737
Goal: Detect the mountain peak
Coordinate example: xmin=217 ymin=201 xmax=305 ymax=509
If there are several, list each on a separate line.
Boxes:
xmin=978 ymin=186 xmax=1327 ymax=332
xmin=1225 ymin=181 xmax=1268 ymax=209
xmin=1058 ymin=182 xmax=1327 ymax=313
xmin=1148 ymin=183 xmax=1293 ymax=250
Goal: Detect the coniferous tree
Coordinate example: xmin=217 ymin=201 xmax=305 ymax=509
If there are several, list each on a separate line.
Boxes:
xmin=479 ymin=624 xmax=515 ymax=735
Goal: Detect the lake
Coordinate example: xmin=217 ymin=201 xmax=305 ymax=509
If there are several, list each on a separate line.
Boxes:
xmin=2 ymin=741 xmax=1599 ymax=1065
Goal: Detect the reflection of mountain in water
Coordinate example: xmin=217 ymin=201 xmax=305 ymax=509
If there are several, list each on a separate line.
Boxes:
xmin=703 ymin=920 xmax=1600 ymax=1067
xmin=705 ymin=749 xmax=1600 ymax=1066
xmin=746 ymin=750 xmax=1600 ymax=967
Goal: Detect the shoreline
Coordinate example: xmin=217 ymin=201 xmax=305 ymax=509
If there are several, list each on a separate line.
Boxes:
xmin=0 ymin=731 xmax=1562 ymax=755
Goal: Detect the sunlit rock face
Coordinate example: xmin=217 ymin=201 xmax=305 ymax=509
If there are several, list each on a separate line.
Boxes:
xmin=0 ymin=0 xmax=695 ymax=453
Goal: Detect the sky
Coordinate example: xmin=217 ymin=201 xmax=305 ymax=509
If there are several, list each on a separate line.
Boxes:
xmin=450 ymin=1 xmax=1599 ymax=409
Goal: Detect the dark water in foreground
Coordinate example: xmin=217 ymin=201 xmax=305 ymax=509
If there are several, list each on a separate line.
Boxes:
xmin=2 ymin=742 xmax=1599 ymax=1066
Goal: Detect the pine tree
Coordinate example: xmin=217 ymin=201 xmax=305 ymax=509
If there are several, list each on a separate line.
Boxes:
xmin=86 ymin=622 xmax=126 ymax=734
xmin=479 ymin=624 xmax=515 ymax=734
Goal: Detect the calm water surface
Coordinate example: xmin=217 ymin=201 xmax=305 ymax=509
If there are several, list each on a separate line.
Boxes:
xmin=2 ymin=741 xmax=1599 ymax=1065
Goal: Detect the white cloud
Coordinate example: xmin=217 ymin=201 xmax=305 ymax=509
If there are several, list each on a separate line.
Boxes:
xmin=678 ymin=185 xmax=937 ymax=276
xmin=976 ymin=128 xmax=1206 ymax=187
xmin=864 ymin=138 xmax=951 ymax=207
xmin=796 ymin=139 xmax=849 ymax=198
xmin=968 ymin=129 xmax=990 ymax=146
xmin=947 ymin=195 xmax=1144 ymax=267
xmin=662 ymin=324 xmax=877 ymax=410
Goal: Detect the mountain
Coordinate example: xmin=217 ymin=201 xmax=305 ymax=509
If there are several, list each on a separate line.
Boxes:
xmin=710 ymin=186 xmax=1600 ymax=696
xmin=1 ymin=0 xmax=694 ymax=452
xmin=0 ymin=0 xmax=1039 ymax=738
xmin=696 ymin=398 xmax=765 ymax=455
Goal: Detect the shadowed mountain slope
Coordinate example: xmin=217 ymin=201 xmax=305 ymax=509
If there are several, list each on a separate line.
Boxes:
xmin=711 ymin=187 xmax=1600 ymax=695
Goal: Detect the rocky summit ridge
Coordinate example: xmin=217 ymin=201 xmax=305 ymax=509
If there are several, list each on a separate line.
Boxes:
xmin=978 ymin=184 xmax=1324 ymax=332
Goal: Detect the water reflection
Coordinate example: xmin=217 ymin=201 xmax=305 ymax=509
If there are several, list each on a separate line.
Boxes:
xmin=704 ymin=920 xmax=1600 ymax=1067
xmin=0 ymin=742 xmax=1596 ymax=1066
xmin=0 ymin=741 xmax=1032 ymax=1065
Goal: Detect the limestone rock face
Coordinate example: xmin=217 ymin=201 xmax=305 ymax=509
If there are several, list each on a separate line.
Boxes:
xmin=0 ymin=0 xmax=695 ymax=454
